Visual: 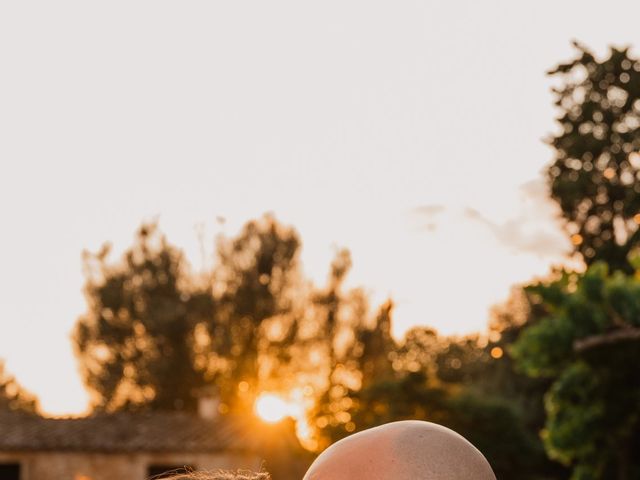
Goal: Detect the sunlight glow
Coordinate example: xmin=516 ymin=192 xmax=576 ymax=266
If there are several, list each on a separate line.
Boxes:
xmin=255 ymin=393 xmax=294 ymax=423
xmin=254 ymin=389 xmax=318 ymax=448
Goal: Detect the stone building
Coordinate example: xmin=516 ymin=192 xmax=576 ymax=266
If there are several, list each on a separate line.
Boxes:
xmin=0 ymin=409 xmax=278 ymax=480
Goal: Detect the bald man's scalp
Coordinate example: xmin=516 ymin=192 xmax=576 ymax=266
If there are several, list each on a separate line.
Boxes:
xmin=386 ymin=421 xmax=496 ymax=479
xmin=303 ymin=421 xmax=496 ymax=480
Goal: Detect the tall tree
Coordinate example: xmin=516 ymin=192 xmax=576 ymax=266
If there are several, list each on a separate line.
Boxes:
xmin=306 ymin=249 xmax=396 ymax=450
xmin=548 ymin=42 xmax=640 ymax=271
xmin=353 ymin=300 xmax=395 ymax=390
xmin=73 ymin=224 xmax=214 ymax=412
xmin=512 ymin=262 xmax=640 ymax=480
xmin=0 ymin=360 xmax=39 ymax=414
xmin=377 ymin=290 xmax=569 ymax=479
xmin=440 ymin=290 xmax=569 ymax=479
xmin=207 ymin=215 xmax=303 ymax=411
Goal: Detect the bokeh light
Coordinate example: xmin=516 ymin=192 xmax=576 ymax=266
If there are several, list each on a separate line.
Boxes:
xmin=255 ymin=393 xmax=293 ymax=423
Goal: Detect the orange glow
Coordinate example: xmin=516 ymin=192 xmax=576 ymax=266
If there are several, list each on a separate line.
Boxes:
xmin=238 ymin=381 xmax=249 ymax=393
xmin=634 ymin=214 xmax=640 ymax=224
xmin=255 ymin=393 xmax=295 ymax=423
xmin=490 ymin=347 xmax=504 ymax=359
xmin=603 ymin=167 xmax=615 ymax=179
xmin=254 ymin=389 xmax=318 ymax=449
xmin=571 ymin=234 xmax=583 ymax=246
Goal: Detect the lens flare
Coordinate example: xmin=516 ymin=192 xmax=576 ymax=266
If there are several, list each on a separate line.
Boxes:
xmin=255 ymin=393 xmax=291 ymax=423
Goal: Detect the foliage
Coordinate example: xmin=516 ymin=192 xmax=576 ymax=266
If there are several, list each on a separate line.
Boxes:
xmin=0 ymin=360 xmax=39 ymax=414
xmin=548 ymin=42 xmax=640 ymax=271
xmin=352 ymin=300 xmax=395 ymax=389
xmin=73 ymin=224 xmax=214 ymax=412
xmin=512 ymin=262 xmax=640 ymax=479
xmin=305 ymin=249 xmax=395 ymax=450
xmin=206 ymin=215 xmax=303 ymax=411
xmin=73 ymin=216 xmax=307 ymax=414
xmin=334 ymin=371 xmax=546 ymax=480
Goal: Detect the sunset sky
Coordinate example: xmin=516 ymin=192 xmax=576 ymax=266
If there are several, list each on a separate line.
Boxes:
xmin=1 ymin=0 xmax=638 ymax=415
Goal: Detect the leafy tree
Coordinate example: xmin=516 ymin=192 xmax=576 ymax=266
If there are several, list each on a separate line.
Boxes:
xmin=0 ymin=360 xmax=39 ymax=414
xmin=437 ymin=290 xmax=556 ymax=431
xmin=304 ymin=249 xmax=366 ymax=449
xmin=391 ymin=326 xmax=440 ymax=375
xmin=307 ymin=287 xmax=563 ymax=478
xmin=470 ymin=290 xmax=570 ymax=479
xmin=312 ymin=248 xmax=354 ymax=370
xmin=434 ymin=334 xmax=489 ymax=384
xmin=73 ymin=224 xmax=214 ymax=412
xmin=72 ymin=215 xmax=332 ymax=417
xmin=512 ymin=262 xmax=640 ymax=480
xmin=339 ymin=370 xmax=546 ymax=480
xmin=204 ymin=214 xmax=304 ymax=411
xmin=352 ymin=299 xmax=395 ymax=389
xmin=389 ymin=291 xmax=568 ymax=479
xmin=304 ymin=249 xmax=400 ymax=450
xmin=548 ymin=42 xmax=640 ymax=271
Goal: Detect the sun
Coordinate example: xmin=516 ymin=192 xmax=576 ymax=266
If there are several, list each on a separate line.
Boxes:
xmin=255 ymin=393 xmax=294 ymax=423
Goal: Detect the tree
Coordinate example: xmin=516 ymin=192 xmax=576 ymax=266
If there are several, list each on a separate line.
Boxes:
xmin=547 ymin=42 xmax=640 ymax=271
xmin=205 ymin=214 xmax=304 ymax=411
xmin=0 ymin=360 xmax=39 ymax=414
xmin=336 ymin=369 xmax=545 ymax=480
xmin=512 ymin=262 xmax=640 ymax=480
xmin=352 ymin=299 xmax=395 ymax=390
xmin=72 ymin=215 xmax=347 ymax=418
xmin=73 ymin=224 xmax=214 ymax=412
xmin=303 ymin=248 xmax=400 ymax=450
xmin=388 ymin=291 xmax=569 ymax=479
xmin=306 ymin=284 xmax=563 ymax=478
xmin=304 ymin=248 xmax=365 ymax=449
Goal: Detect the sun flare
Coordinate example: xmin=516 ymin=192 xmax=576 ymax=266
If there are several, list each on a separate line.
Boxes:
xmin=255 ymin=393 xmax=295 ymax=423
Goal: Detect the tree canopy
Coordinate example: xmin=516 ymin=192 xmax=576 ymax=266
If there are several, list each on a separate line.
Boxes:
xmin=548 ymin=42 xmax=640 ymax=271
xmin=73 ymin=216 xmax=313 ymax=414
xmin=204 ymin=215 xmax=304 ymax=411
xmin=0 ymin=360 xmax=39 ymax=414
xmin=73 ymin=224 xmax=214 ymax=412
xmin=69 ymin=216 xmax=572 ymax=479
xmin=512 ymin=262 xmax=640 ymax=479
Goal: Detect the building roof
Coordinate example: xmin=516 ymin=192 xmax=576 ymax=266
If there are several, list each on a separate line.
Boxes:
xmin=0 ymin=411 xmax=264 ymax=453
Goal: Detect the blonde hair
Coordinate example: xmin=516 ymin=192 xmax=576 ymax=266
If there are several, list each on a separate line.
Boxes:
xmin=160 ymin=470 xmax=270 ymax=480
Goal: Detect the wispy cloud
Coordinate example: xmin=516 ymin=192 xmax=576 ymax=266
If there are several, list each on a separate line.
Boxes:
xmin=463 ymin=179 xmax=569 ymax=258
xmin=412 ymin=204 xmax=446 ymax=216
xmin=464 ymin=207 xmax=566 ymax=256
xmin=411 ymin=204 xmax=446 ymax=232
xmin=411 ymin=179 xmax=569 ymax=258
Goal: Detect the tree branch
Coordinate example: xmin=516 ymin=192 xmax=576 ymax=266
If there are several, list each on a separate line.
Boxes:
xmin=574 ymin=327 xmax=640 ymax=353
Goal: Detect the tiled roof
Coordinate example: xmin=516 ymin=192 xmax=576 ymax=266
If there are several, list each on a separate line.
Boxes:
xmin=0 ymin=411 xmax=261 ymax=453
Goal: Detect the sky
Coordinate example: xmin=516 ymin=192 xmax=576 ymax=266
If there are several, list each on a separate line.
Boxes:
xmin=1 ymin=0 xmax=639 ymax=416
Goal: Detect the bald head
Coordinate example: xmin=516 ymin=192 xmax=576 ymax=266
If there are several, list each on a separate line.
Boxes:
xmin=304 ymin=421 xmax=496 ymax=480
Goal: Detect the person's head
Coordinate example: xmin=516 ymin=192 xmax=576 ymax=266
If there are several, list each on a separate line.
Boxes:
xmin=160 ymin=471 xmax=269 ymax=480
xmin=303 ymin=420 xmax=496 ymax=480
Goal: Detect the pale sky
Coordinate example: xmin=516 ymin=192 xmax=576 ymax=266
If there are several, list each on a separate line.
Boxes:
xmin=1 ymin=0 xmax=638 ymax=416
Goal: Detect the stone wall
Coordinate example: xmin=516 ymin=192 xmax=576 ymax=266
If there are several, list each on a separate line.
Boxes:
xmin=0 ymin=450 xmax=262 ymax=480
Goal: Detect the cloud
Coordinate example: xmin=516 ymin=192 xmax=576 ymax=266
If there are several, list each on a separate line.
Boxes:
xmin=411 ymin=205 xmax=446 ymax=232
xmin=411 ymin=187 xmax=570 ymax=258
xmin=463 ymin=205 xmax=569 ymax=258
xmin=463 ymin=207 xmax=484 ymax=221
xmin=412 ymin=204 xmax=446 ymax=217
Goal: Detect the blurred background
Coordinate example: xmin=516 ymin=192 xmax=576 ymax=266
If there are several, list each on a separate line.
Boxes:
xmin=1 ymin=1 xmax=640 ymax=479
